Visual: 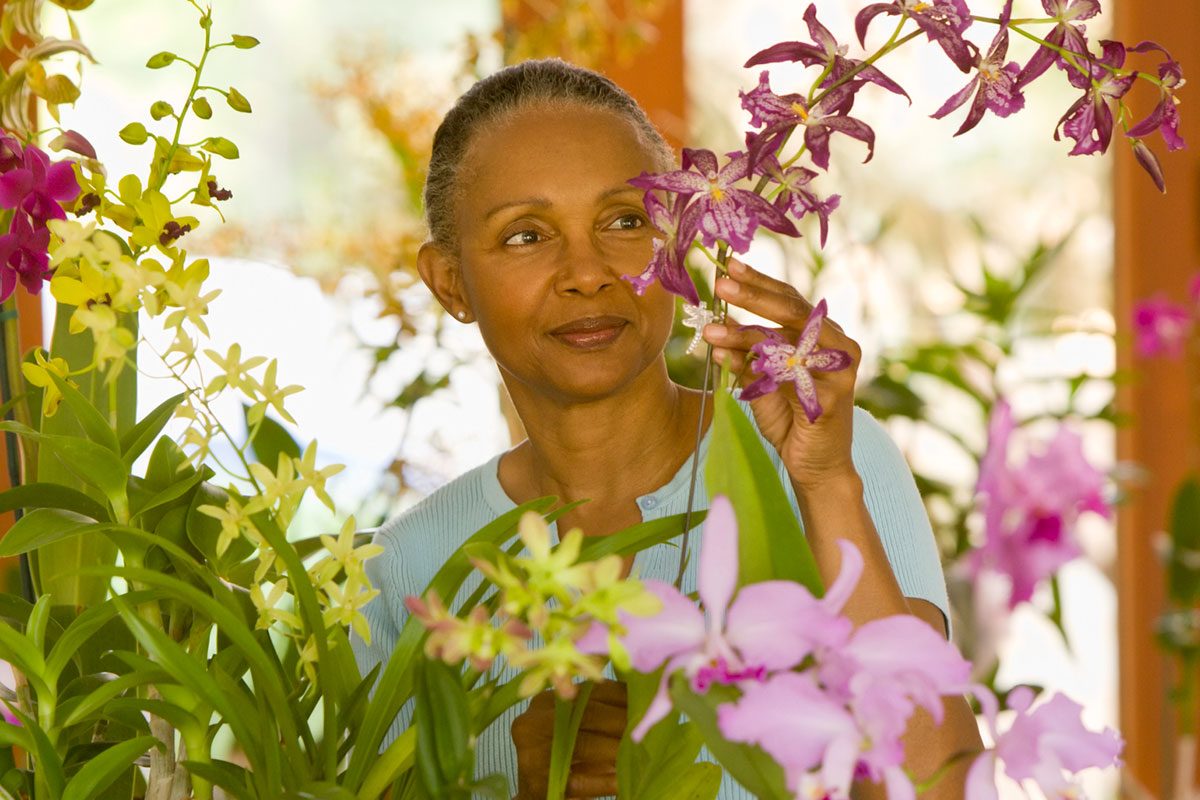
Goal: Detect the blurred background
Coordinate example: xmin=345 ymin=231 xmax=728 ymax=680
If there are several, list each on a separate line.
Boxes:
xmin=10 ymin=0 xmax=1198 ymax=796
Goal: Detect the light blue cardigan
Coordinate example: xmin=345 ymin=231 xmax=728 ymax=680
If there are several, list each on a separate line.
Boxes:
xmin=351 ymin=405 xmax=950 ymax=798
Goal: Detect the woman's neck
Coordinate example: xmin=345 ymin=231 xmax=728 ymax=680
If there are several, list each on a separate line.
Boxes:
xmin=498 ymin=361 xmax=708 ymax=510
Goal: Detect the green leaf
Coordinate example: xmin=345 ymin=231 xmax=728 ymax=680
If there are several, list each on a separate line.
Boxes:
xmin=192 ymin=96 xmax=213 ymax=119
xmin=149 ymin=100 xmax=174 ymax=120
xmin=243 ymin=405 xmax=301 ymax=467
xmin=577 ymin=510 xmax=705 ymax=562
xmin=0 ymin=508 xmax=97 ymax=557
xmin=180 ymin=761 xmax=255 ymax=799
xmin=226 ymin=87 xmax=252 ymax=113
xmin=230 ymin=34 xmax=259 ymax=48
xmin=61 ymin=669 xmax=168 ymax=728
xmin=668 ymin=678 xmax=789 ymax=799
xmin=46 ymin=373 xmax=120 ymax=453
xmin=547 ymin=683 xmax=593 ymax=800
xmin=120 ymin=393 xmax=187 ymax=467
xmin=186 ymin=482 xmax=254 ymax=571
xmin=131 ymin=468 xmax=207 ymax=523
xmin=61 ymin=736 xmax=158 ymax=800
xmin=706 ymin=392 xmax=822 ymax=592
xmin=145 ymin=51 xmax=175 ymax=68
xmin=343 ymin=498 xmax=555 ymax=788
xmin=145 ymin=434 xmax=194 ymax=488
xmin=202 ymin=137 xmax=239 ymax=159
xmin=414 ymin=660 xmax=472 ymax=796
xmin=0 ymin=422 xmax=130 ymax=518
xmin=46 ymin=600 xmax=120 ymax=681
xmin=1168 ymin=475 xmax=1200 ymax=604
xmin=0 ymin=482 xmax=107 ymax=521
xmin=118 ymin=122 xmax=147 ymax=145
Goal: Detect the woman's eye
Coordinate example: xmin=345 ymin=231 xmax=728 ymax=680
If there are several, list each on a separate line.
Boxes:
xmin=608 ymin=213 xmax=646 ymax=231
xmin=503 ymin=229 xmax=544 ymax=246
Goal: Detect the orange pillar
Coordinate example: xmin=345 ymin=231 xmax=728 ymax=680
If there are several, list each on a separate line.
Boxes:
xmin=1114 ymin=0 xmax=1200 ymax=794
xmin=500 ymin=0 xmax=688 ymax=151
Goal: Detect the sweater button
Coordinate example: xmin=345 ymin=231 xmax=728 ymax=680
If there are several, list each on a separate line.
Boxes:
xmin=640 ymin=497 xmax=658 ymax=510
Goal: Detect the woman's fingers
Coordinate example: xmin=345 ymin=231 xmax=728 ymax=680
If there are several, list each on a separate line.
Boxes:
xmin=718 ymin=258 xmax=847 ymax=336
xmin=702 ymin=322 xmax=768 ymax=352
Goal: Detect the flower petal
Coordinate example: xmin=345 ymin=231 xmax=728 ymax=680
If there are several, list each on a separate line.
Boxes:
xmin=699 ymin=495 xmax=739 ymax=630
xmin=620 ymin=580 xmax=706 ymax=671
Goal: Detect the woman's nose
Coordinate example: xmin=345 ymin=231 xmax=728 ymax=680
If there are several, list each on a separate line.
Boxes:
xmin=554 ymin=238 xmax=618 ymax=297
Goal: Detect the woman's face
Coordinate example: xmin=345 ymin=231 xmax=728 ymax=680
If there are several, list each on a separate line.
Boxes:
xmin=451 ymin=103 xmax=676 ymax=404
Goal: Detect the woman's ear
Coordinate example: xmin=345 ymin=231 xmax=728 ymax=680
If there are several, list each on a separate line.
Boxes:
xmin=416 ymin=242 xmax=473 ymax=323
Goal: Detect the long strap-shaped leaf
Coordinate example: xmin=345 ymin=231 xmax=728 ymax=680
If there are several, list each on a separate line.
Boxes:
xmin=342 ymin=497 xmax=554 ymax=789
xmin=61 ymin=735 xmax=160 ymax=800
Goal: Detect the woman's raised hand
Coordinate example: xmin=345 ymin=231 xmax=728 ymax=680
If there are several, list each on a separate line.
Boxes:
xmin=511 ymin=681 xmax=626 ymax=800
xmin=701 ymin=257 xmax=862 ymax=494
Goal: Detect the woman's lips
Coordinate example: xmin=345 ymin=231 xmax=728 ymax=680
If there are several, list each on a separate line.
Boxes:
xmin=549 ymin=316 xmax=629 ymax=350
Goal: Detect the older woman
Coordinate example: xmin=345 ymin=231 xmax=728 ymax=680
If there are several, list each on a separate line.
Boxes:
xmin=352 ymin=58 xmax=982 ymax=799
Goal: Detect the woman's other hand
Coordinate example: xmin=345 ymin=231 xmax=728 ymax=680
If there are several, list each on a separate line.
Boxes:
xmin=511 ymin=680 xmax=627 ymax=800
xmin=702 ymin=257 xmax=862 ymax=493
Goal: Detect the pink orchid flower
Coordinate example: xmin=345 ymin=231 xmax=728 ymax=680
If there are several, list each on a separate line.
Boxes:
xmin=966 ymin=401 xmax=1111 ymax=608
xmin=619 ymin=494 xmax=861 ymax=740
xmin=967 ymin=686 xmax=1123 ymax=800
xmin=0 ymin=141 xmax=79 ymax=225
xmin=1133 ymin=294 xmax=1193 ymax=359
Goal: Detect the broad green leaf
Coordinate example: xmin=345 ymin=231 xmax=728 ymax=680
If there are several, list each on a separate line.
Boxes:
xmin=61 ymin=669 xmax=169 ymax=728
xmin=577 ymin=510 xmax=706 ymax=562
xmin=705 ymin=392 xmax=821 ymax=593
xmin=1168 ymin=475 xmax=1200 ymax=604
xmin=47 ymin=373 xmax=120 ymax=453
xmin=548 ymin=683 xmax=593 ymax=800
xmin=131 ymin=468 xmax=207 ymax=523
xmin=243 ymin=405 xmax=300 ymax=467
xmin=668 ymin=679 xmax=789 ymax=799
xmin=0 ymin=508 xmax=98 ymax=557
xmin=0 ymin=482 xmax=108 ymax=520
xmin=658 ymin=763 xmax=723 ymax=800
xmin=357 ymin=729 xmax=416 ymax=800
xmin=46 ymin=600 xmax=120 ymax=681
xmin=145 ymin=434 xmax=194 ymax=488
xmin=180 ymin=760 xmax=256 ymax=800
xmin=343 ymin=498 xmax=554 ymax=788
xmin=414 ymin=660 xmax=472 ymax=796
xmin=61 ymin=737 xmax=158 ymax=800
xmin=119 ymin=392 xmax=187 ymax=467
xmin=186 ymin=481 xmax=254 ymax=572
xmin=0 ymin=422 xmax=129 ymax=518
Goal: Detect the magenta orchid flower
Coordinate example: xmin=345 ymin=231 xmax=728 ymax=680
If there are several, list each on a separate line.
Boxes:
xmin=619 ymin=496 xmax=863 ymax=740
xmin=739 ymin=299 xmax=853 ymax=423
xmin=1055 ymin=40 xmax=1136 ymax=156
xmin=0 ymin=133 xmax=23 ymax=174
xmin=1125 ymin=41 xmax=1187 ymax=151
xmin=1017 ymin=0 xmax=1099 ymax=87
xmin=1133 ymin=294 xmax=1193 ymax=358
xmin=0 ymin=141 xmax=80 ymax=225
xmin=931 ymin=0 xmax=1026 ymax=136
xmin=745 ymin=5 xmax=910 ymax=107
xmin=0 ymin=212 xmax=51 ymax=302
xmin=856 ymin=0 xmax=975 ymax=74
xmin=753 ymin=154 xmax=841 ymax=247
xmin=741 ymin=71 xmax=875 ymax=171
xmin=624 ymin=191 xmax=702 ymax=306
xmin=966 ymin=686 xmax=1123 ymax=800
xmin=966 ymin=401 xmax=1111 ymax=608
xmin=630 ymin=149 xmax=798 ymax=254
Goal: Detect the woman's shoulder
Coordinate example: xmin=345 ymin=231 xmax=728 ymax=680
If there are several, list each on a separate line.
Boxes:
xmin=372 ymin=454 xmax=512 ymax=567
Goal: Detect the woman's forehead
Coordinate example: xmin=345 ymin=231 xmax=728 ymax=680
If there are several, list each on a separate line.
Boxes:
xmin=458 ymin=104 xmax=660 ymax=210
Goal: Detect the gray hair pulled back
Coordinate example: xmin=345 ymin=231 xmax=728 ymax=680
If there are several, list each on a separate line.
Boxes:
xmin=423 ymin=58 xmax=675 ymax=251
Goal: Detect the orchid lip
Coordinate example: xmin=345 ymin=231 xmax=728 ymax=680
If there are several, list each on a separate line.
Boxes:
xmin=548 ymin=315 xmax=628 ymax=335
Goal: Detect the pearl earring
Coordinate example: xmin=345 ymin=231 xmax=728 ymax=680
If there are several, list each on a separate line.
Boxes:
xmin=456 ymin=310 xmax=467 ymax=321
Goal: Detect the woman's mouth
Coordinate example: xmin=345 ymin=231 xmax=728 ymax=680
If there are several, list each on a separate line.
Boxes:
xmin=549 ymin=315 xmax=629 ymax=350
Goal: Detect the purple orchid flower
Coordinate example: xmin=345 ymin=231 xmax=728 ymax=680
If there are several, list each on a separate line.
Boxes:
xmin=630 ymin=149 xmax=798 ymax=254
xmin=966 ymin=686 xmax=1123 ymax=800
xmin=1017 ymin=0 xmax=1100 ymax=87
xmin=1054 ymin=40 xmax=1136 ymax=156
xmin=0 ymin=133 xmax=23 ymax=174
xmin=966 ymin=401 xmax=1111 ymax=609
xmin=623 ymin=191 xmax=702 ymax=306
xmin=746 ymin=4 xmax=910 ymax=108
xmin=931 ymin=0 xmax=1027 ymax=136
xmin=0 ymin=212 xmax=51 ymax=302
xmin=618 ymin=496 xmax=864 ymax=741
xmin=0 ymin=141 xmax=80 ymax=225
xmin=739 ymin=299 xmax=853 ymax=423
xmin=1125 ymin=41 xmax=1187 ymax=152
xmin=856 ymin=0 xmax=975 ymax=74
xmin=740 ymin=71 xmax=876 ymax=172
xmin=1133 ymin=294 xmax=1193 ymax=358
